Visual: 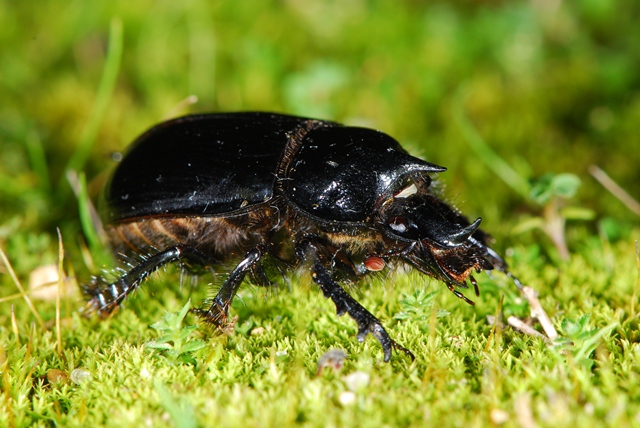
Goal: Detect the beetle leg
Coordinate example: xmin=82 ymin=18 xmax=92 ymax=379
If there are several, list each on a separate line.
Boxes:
xmin=296 ymin=238 xmax=414 ymax=362
xmin=312 ymin=259 xmax=415 ymax=362
xmin=193 ymin=245 xmax=264 ymax=329
xmin=84 ymin=245 xmax=215 ymax=316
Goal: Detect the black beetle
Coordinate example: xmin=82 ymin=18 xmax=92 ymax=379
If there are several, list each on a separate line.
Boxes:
xmin=85 ymin=112 xmax=513 ymax=362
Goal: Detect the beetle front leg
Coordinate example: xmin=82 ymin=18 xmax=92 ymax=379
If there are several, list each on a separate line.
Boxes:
xmin=193 ymin=245 xmax=264 ymax=329
xmin=296 ymin=239 xmax=414 ymax=362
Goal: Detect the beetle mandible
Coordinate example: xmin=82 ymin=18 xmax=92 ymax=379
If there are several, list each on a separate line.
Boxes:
xmin=85 ymin=112 xmax=514 ymax=362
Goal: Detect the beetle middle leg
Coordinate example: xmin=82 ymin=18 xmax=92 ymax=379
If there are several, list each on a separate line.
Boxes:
xmin=193 ymin=245 xmax=264 ymax=329
xmin=296 ymin=238 xmax=415 ymax=362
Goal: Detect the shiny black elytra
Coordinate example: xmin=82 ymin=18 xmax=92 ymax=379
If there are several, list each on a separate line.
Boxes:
xmin=85 ymin=112 xmax=513 ymax=362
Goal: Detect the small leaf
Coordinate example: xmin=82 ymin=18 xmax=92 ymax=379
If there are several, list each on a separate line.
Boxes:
xmin=560 ymin=206 xmax=595 ymax=221
xmin=146 ymin=342 xmax=174 ymax=351
xmin=551 ymin=173 xmax=581 ymax=199
xmin=529 ymin=173 xmax=581 ymax=205
xmin=529 ymin=173 xmax=555 ymax=205
xmin=512 ymin=217 xmax=546 ymax=234
xmin=181 ymin=341 xmax=207 ymax=353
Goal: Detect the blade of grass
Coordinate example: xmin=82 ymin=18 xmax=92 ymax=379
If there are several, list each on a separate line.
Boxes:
xmin=589 ymin=165 xmax=640 ymax=216
xmin=154 ymin=378 xmax=197 ymax=428
xmin=573 ymin=322 xmax=619 ymax=362
xmin=0 ymin=292 xmax=27 ymax=303
xmin=162 ymin=95 xmax=199 ymax=121
xmin=0 ymin=249 xmax=45 ymax=329
xmin=453 ymin=85 xmax=530 ymax=199
xmin=523 ymin=285 xmax=558 ymax=340
xmin=25 ymin=128 xmax=51 ymax=193
xmin=633 ymin=241 xmax=639 ymax=320
xmin=484 ymin=295 xmax=505 ymax=353
xmin=0 ymin=348 xmax=13 ymax=428
xmin=11 ymin=305 xmax=20 ymax=346
xmin=68 ymin=170 xmax=104 ymax=255
xmin=60 ymin=17 xmax=123 ymax=192
xmin=56 ymin=228 xmax=64 ymax=355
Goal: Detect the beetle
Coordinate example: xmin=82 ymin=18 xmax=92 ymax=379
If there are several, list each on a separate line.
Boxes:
xmin=84 ymin=112 xmax=514 ymax=362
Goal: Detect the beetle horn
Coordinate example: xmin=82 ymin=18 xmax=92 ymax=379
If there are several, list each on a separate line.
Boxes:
xmin=447 ymin=218 xmax=482 ymax=245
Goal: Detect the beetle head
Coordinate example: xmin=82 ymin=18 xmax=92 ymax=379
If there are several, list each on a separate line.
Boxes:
xmin=376 ymin=180 xmax=503 ymax=290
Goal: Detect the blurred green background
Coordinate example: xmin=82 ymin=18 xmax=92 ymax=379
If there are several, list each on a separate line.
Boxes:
xmin=2 ymin=0 xmax=639 ymax=267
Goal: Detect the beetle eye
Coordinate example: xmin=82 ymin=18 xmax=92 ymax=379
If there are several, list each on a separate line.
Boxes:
xmin=388 ymin=216 xmax=409 ymax=234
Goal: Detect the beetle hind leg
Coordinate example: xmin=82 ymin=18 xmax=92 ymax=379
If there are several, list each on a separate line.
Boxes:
xmin=84 ymin=245 xmax=215 ymax=317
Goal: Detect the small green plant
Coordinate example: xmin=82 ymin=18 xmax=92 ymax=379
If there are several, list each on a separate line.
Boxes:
xmin=454 ymin=88 xmax=594 ymax=261
xmin=555 ymin=314 xmax=619 ymax=369
xmin=146 ymin=300 xmax=206 ymax=365
xmin=394 ymin=289 xmax=449 ymax=322
xmin=515 ymin=172 xmax=594 ymax=260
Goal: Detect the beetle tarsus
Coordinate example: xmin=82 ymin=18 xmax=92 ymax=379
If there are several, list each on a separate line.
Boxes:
xmin=446 ymin=282 xmax=476 ymax=306
xmin=192 ymin=297 xmax=237 ymax=334
xmin=391 ymin=341 xmax=416 ymax=361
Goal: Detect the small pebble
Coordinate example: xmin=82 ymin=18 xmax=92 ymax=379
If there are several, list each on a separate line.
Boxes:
xmin=47 ymin=369 xmax=68 ymax=384
xmin=70 ymin=368 xmax=92 ymax=385
xmin=490 ymin=408 xmax=509 ymax=424
xmin=343 ymin=371 xmax=370 ymax=391
xmin=316 ymin=349 xmax=347 ymax=375
xmin=338 ymin=391 xmax=356 ymax=406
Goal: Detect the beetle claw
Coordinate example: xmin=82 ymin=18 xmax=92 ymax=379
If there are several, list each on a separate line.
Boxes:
xmin=192 ymin=304 xmax=237 ymax=335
